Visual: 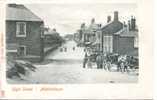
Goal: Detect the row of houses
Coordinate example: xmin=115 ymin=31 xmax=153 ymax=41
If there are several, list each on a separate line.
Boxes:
xmin=74 ymin=11 xmax=138 ymax=56
xmin=6 ymin=4 xmax=63 ymax=62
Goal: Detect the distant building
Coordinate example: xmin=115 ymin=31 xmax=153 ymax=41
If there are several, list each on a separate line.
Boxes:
xmin=64 ymin=34 xmax=74 ymax=41
xmin=6 ymin=4 xmax=44 ymax=62
xmin=43 ymin=28 xmax=63 ymax=55
xmin=81 ymin=18 xmax=100 ymax=43
xmin=75 ymin=18 xmax=102 ymax=51
xmin=44 ymin=28 xmax=59 ymax=46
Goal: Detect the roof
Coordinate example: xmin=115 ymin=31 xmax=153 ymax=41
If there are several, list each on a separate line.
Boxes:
xmin=101 ymin=20 xmax=123 ymax=34
xmin=6 ymin=4 xmax=43 ymax=22
xmin=82 ymin=23 xmax=100 ymax=34
xmin=120 ymin=30 xmax=138 ymax=37
xmin=114 ymin=27 xmax=138 ymax=37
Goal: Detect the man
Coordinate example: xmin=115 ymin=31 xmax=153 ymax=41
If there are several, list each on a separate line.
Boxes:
xmin=96 ymin=53 xmax=103 ymax=69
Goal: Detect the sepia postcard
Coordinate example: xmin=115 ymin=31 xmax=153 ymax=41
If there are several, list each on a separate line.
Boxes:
xmin=0 ymin=0 xmax=153 ymax=99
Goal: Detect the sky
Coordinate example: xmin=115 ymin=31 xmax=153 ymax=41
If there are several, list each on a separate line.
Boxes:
xmin=25 ymin=3 xmax=137 ymax=36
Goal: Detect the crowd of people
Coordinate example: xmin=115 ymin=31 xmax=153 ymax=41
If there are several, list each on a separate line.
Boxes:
xmin=83 ymin=50 xmax=139 ymax=73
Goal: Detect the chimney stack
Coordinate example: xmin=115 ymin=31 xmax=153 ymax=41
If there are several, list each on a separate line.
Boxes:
xmin=53 ymin=28 xmax=56 ymax=32
xmin=128 ymin=20 xmax=131 ymax=31
xmin=114 ymin=11 xmax=119 ymax=21
xmin=123 ymin=21 xmax=127 ymax=27
xmin=91 ymin=18 xmax=95 ymax=24
xmin=107 ymin=16 xmax=111 ymax=23
xmin=81 ymin=23 xmax=85 ymax=28
xmin=99 ymin=24 xmax=102 ymax=28
xmin=131 ymin=16 xmax=136 ymax=30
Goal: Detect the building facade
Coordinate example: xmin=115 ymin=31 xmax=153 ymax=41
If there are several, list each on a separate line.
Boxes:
xmin=6 ymin=4 xmax=44 ymax=62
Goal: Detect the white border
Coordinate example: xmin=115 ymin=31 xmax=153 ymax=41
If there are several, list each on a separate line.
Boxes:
xmin=0 ymin=0 xmax=153 ymax=99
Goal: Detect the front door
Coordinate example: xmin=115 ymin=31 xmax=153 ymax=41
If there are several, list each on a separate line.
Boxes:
xmin=19 ymin=46 xmax=26 ymax=56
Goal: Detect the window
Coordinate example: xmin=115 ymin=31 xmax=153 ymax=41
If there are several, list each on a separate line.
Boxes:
xmin=16 ymin=22 xmax=26 ymax=37
xmin=103 ymin=35 xmax=113 ymax=53
xmin=18 ymin=46 xmax=26 ymax=56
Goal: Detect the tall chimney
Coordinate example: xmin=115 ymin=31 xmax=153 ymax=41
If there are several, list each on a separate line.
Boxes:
xmin=128 ymin=20 xmax=131 ymax=31
xmin=114 ymin=11 xmax=119 ymax=21
xmin=107 ymin=16 xmax=111 ymax=23
xmin=131 ymin=16 xmax=136 ymax=30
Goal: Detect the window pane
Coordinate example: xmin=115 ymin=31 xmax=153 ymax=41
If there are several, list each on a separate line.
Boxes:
xmin=19 ymin=23 xmax=25 ymax=35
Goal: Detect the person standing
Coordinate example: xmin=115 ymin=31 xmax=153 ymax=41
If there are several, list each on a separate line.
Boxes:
xmin=60 ymin=48 xmax=63 ymax=52
xmin=64 ymin=47 xmax=67 ymax=52
xmin=83 ymin=53 xmax=88 ymax=68
xmin=73 ymin=47 xmax=75 ymax=51
xmin=102 ymin=54 xmax=107 ymax=70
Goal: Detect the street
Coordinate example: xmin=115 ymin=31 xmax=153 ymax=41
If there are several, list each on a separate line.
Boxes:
xmin=8 ymin=40 xmax=137 ymax=84
xmin=7 ymin=40 xmax=138 ymax=84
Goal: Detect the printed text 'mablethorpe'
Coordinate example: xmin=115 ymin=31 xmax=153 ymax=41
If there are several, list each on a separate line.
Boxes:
xmin=40 ymin=87 xmax=63 ymax=92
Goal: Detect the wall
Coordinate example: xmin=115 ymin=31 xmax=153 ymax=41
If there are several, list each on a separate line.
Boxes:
xmin=117 ymin=37 xmax=135 ymax=55
xmin=113 ymin=35 xmax=119 ymax=53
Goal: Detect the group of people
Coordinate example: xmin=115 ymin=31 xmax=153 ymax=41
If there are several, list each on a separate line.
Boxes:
xmin=83 ymin=52 xmax=138 ymax=73
xmin=60 ymin=46 xmax=76 ymax=52
xmin=60 ymin=47 xmax=67 ymax=52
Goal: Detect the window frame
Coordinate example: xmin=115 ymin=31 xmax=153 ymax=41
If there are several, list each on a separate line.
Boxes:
xmin=103 ymin=35 xmax=113 ymax=53
xmin=16 ymin=22 xmax=27 ymax=37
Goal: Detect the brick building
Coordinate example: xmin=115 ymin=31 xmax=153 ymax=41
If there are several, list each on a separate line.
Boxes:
xmin=101 ymin=11 xmax=138 ymax=56
xmin=6 ymin=4 xmax=44 ymax=62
